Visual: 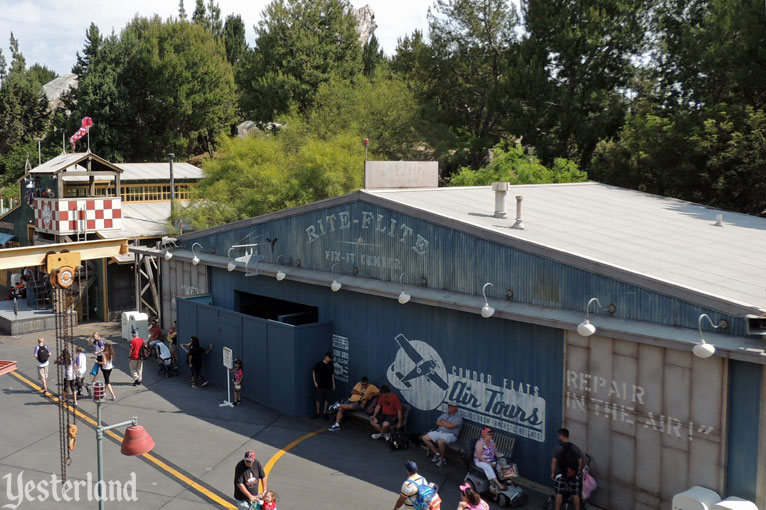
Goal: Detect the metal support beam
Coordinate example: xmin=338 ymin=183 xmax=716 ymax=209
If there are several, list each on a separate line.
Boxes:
xmin=0 ymin=238 xmax=129 ymax=271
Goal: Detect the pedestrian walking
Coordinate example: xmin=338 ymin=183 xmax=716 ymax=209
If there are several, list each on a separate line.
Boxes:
xmin=128 ymin=329 xmax=145 ymax=386
xmin=74 ymin=346 xmax=89 ymax=397
xmin=89 ymin=332 xmax=104 ymax=385
xmin=234 ymin=449 xmax=268 ymax=509
xmin=98 ymin=341 xmax=117 ymax=400
xmin=181 ymin=336 xmax=212 ymax=388
xmin=33 ymin=338 xmax=50 ymax=393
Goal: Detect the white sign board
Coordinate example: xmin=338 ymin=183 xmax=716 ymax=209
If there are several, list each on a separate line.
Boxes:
xmin=222 ymin=347 xmax=233 ymax=370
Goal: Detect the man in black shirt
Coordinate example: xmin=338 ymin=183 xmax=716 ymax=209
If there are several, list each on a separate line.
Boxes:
xmin=551 ymin=428 xmax=584 ymax=510
xmin=311 ymin=351 xmax=335 ymax=419
xmin=234 ymin=450 xmax=267 ymax=509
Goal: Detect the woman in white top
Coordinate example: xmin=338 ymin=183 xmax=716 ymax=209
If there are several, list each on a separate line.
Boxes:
xmin=75 ymin=346 xmax=89 ymax=397
xmin=98 ymin=342 xmax=116 ymax=400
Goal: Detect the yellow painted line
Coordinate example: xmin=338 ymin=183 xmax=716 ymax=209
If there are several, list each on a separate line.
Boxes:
xmin=263 ymin=428 xmax=325 ymax=476
xmin=9 ymin=371 xmax=236 ymax=509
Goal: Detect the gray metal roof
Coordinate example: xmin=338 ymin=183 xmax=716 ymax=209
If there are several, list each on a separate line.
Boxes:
xmin=362 ymin=183 xmax=766 ymax=314
xmin=98 ymin=202 xmax=176 ymax=240
xmin=114 ymin=162 xmax=203 ymax=182
xmin=28 ymin=152 xmax=122 ymax=175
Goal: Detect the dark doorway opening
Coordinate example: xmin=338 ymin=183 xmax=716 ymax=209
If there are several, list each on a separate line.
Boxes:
xmin=235 ymin=291 xmax=318 ymax=325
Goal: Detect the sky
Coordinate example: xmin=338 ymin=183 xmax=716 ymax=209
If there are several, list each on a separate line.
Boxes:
xmin=0 ymin=0 xmax=433 ymax=77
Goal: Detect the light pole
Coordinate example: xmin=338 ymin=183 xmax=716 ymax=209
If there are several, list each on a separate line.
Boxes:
xmin=93 ymin=382 xmax=154 ymax=510
xmin=168 ymin=153 xmax=175 ymax=215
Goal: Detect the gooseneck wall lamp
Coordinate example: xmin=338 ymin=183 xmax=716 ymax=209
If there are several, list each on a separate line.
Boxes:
xmin=694 ymin=314 xmax=718 ymax=359
xmin=481 ymin=282 xmax=495 ymax=318
xmin=226 ymin=247 xmax=236 ymax=272
xmin=191 ymin=242 xmax=203 ymax=266
xmin=577 ymin=298 xmax=602 ymax=336
xmin=398 ymin=273 xmax=411 ymax=304
xmin=330 ymin=263 xmax=342 ymax=292
xmin=275 ymin=255 xmax=286 ymax=281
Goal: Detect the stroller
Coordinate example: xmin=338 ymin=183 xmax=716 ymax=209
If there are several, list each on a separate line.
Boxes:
xmin=462 ymin=438 xmax=527 ymax=507
xmin=151 ymin=340 xmax=179 ymax=377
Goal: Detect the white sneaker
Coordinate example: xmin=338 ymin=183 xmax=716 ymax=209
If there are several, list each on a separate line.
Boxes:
xmin=431 ymin=453 xmax=442 ymax=464
xmin=383 ymin=432 xmax=391 ymax=441
xmin=436 ymin=458 xmax=446 ymax=467
xmin=328 ymin=423 xmax=340 ymax=431
xmin=371 ymin=433 xmax=382 ymax=439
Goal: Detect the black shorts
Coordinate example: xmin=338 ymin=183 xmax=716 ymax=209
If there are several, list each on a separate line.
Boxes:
xmin=316 ymin=387 xmax=332 ymax=403
xmin=376 ymin=413 xmax=398 ymax=426
xmin=554 ymin=474 xmax=581 ymax=495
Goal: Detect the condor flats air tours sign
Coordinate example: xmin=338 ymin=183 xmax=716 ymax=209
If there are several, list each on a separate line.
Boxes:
xmin=387 ymin=333 xmax=546 ymax=442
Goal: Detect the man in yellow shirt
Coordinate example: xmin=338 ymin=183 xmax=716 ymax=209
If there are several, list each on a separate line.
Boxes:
xmin=328 ymin=376 xmax=379 ymax=431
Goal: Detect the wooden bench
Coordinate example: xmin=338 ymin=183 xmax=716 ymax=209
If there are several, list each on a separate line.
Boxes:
xmin=347 ymin=402 xmax=412 ymax=431
xmin=444 ymin=422 xmax=516 ymax=465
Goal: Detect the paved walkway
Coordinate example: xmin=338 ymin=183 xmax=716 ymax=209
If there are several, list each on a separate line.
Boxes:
xmin=0 ymin=322 xmax=550 ymax=509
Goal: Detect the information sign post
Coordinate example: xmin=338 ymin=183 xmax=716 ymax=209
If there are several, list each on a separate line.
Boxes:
xmin=219 ymin=347 xmax=234 ymax=408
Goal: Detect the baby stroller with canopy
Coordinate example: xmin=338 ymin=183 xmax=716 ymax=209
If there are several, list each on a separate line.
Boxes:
xmin=150 ymin=340 xmax=179 ymax=377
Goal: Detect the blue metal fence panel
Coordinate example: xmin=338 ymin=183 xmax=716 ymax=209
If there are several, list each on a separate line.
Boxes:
xmin=209 ymin=266 xmax=563 ymax=485
xmin=726 ymin=360 xmax=762 ymax=501
xmin=191 ymin=199 xmax=744 ymax=334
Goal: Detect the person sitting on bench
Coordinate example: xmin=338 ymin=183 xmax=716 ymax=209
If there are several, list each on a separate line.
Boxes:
xmin=328 ymin=376 xmax=379 ymax=431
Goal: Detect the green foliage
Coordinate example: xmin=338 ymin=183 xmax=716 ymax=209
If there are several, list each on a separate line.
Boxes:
xmin=407 ymin=0 xmax=520 ymax=170
xmin=174 ymin=122 xmax=364 ymax=229
xmin=362 ymin=34 xmax=385 ymax=76
xmin=449 ymin=145 xmax=587 ymax=186
xmin=0 ymin=34 xmax=51 ymax=183
xmin=238 ymin=0 xmax=363 ymax=122
xmin=223 ymin=14 xmax=247 ymax=65
xmin=70 ymin=16 xmax=236 ymax=161
xmin=305 ymin=74 xmax=428 ymax=160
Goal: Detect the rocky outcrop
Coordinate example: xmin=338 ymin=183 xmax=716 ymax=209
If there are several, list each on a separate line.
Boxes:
xmin=352 ymin=5 xmax=377 ymax=46
xmin=42 ymin=73 xmax=78 ymax=111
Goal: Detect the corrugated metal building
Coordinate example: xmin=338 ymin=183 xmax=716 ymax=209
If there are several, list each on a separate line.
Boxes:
xmin=137 ymin=182 xmax=766 ymax=509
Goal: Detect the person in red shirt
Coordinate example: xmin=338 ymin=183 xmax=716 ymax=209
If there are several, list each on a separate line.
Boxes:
xmin=128 ymin=329 xmax=146 ymax=386
xmin=149 ymin=320 xmax=165 ymax=342
xmin=370 ymin=385 xmax=402 ymax=441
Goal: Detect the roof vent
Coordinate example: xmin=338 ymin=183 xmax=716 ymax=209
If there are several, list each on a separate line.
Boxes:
xmin=491 ymin=182 xmax=509 ymax=218
xmin=511 ymin=195 xmax=525 ymax=230
xmin=713 ymin=214 xmax=723 ymax=227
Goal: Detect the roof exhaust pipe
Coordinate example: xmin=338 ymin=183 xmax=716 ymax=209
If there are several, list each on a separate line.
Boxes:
xmin=492 ymin=182 xmax=509 ymax=218
xmin=511 ymin=195 xmax=525 ymax=230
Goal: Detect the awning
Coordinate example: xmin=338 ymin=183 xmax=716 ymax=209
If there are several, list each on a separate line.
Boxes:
xmin=0 ymin=232 xmax=16 ymax=245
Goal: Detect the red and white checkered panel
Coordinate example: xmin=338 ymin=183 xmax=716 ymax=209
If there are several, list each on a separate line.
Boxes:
xmin=34 ymin=198 xmax=122 ymax=234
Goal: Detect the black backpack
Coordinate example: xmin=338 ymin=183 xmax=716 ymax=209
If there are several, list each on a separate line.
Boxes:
xmin=140 ymin=342 xmax=152 ymax=360
xmin=560 ymin=443 xmax=580 ymax=478
xmin=37 ymin=345 xmax=49 ymax=363
xmin=389 ymin=427 xmax=409 ymax=450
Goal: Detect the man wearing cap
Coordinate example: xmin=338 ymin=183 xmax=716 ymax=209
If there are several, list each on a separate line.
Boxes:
xmin=128 ymin=329 xmax=145 ymax=386
xmin=234 ymin=449 xmax=267 ymax=509
xmin=311 ymin=351 xmax=335 ymax=419
xmin=394 ymin=461 xmax=429 ymax=510
xmin=421 ymin=401 xmax=463 ymax=467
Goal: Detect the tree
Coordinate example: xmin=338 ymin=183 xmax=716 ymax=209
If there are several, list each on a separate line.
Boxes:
xmin=238 ymin=0 xmax=363 ymax=122
xmin=405 ymin=0 xmax=521 ymax=169
xmin=222 ymin=14 xmax=247 ymax=65
xmin=305 ymin=74 xmax=429 ymax=160
xmin=362 ymin=34 xmax=385 ymax=76
xmin=178 ymin=0 xmax=187 ymax=20
xmin=449 ymin=144 xmax=587 ymax=186
xmin=72 ymin=23 xmax=102 ymax=76
xmin=520 ymin=0 xmax=650 ymax=168
xmin=70 ymin=17 xmax=236 ymax=161
xmin=174 ymin=122 xmax=365 ymax=229
xmin=0 ymin=35 xmax=50 ymax=181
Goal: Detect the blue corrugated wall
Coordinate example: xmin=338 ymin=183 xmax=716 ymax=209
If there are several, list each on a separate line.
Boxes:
xmin=208 ymin=267 xmax=563 ymax=485
xmin=726 ymin=360 xmax=762 ymax=501
xmin=187 ymin=198 xmax=744 ymax=335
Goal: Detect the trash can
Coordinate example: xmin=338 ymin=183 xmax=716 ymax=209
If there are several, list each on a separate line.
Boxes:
xmin=121 ymin=311 xmax=149 ymax=341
